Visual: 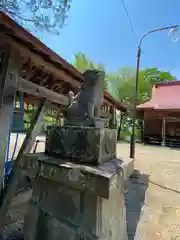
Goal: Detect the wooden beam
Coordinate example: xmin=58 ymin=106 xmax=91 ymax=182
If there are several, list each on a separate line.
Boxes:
xmin=165 ymin=118 xmax=180 ymax=122
xmin=0 ymin=99 xmax=47 ymax=232
xmin=39 ymin=74 xmax=51 ymax=86
xmin=104 ymin=98 xmax=114 ymax=107
xmin=0 ymin=33 xmax=126 ymax=111
xmin=0 ymin=45 xmax=23 ymax=187
xmin=2 ymin=33 xmax=81 ymax=88
xmin=17 ymin=78 xmax=69 ymax=106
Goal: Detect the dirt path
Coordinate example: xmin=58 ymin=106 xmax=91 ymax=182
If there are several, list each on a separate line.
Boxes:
xmin=5 ymin=137 xmax=180 ymax=239
xmin=117 ymin=142 xmax=180 ymax=240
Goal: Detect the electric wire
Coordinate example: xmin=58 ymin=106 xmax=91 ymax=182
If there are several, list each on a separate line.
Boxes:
xmin=121 ymin=0 xmax=139 ymax=46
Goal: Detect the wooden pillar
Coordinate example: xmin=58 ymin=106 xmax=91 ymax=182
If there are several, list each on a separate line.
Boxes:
xmin=109 ymin=106 xmax=112 ymax=129
xmin=112 ymin=107 xmax=117 ymax=129
xmin=161 ymin=117 xmax=166 ymax=146
xmin=117 ymin=112 xmax=124 ymax=141
xmin=56 ymin=110 xmax=60 ymax=125
xmin=109 ymin=106 xmax=116 ymax=129
xmin=0 ymin=99 xmax=47 ymax=232
xmin=140 ymin=119 xmax=144 ymax=143
xmin=114 ymin=108 xmax=117 ymax=129
xmin=22 ymin=94 xmax=25 ymax=128
xmin=0 ymin=44 xmax=23 ymax=186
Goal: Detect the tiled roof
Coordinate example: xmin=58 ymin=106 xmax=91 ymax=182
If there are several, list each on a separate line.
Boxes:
xmin=137 ymin=81 xmax=180 ymax=111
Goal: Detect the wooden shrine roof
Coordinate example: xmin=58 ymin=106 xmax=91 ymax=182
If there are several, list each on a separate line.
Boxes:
xmin=137 ymin=81 xmax=180 ymax=112
xmin=0 ymin=12 xmax=126 ymax=112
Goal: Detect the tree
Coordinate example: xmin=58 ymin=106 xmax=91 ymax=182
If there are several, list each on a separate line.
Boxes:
xmin=109 ymin=67 xmax=176 ymax=108
xmin=0 ymin=0 xmax=71 ymax=34
xmin=109 ymin=67 xmax=176 ymax=140
xmin=73 ymin=52 xmax=177 ymax=140
xmin=73 ymin=52 xmax=108 ymax=89
xmin=73 ymin=52 xmax=104 ymax=72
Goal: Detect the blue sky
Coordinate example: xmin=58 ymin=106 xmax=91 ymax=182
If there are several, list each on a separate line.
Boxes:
xmin=34 ymin=0 xmax=180 ymax=78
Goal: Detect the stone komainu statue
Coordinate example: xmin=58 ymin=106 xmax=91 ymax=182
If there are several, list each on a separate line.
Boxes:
xmin=67 ymin=69 xmax=105 ymax=120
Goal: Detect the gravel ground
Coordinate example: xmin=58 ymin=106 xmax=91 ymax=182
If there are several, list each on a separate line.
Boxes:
xmin=4 ymin=137 xmax=180 ymax=239
xmin=117 ymin=142 xmax=180 ymax=240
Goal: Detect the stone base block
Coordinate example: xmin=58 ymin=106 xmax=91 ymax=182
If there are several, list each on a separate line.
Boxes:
xmin=45 ymin=126 xmax=117 ymax=165
xmin=22 ymin=154 xmax=128 ymax=240
xmin=120 ymin=157 xmax=134 ymax=181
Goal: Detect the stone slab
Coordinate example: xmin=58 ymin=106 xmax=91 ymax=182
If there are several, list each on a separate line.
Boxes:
xmin=64 ymin=118 xmax=105 ymax=128
xmin=45 ymin=125 xmax=116 ymax=165
xmin=120 ymin=157 xmax=134 ymax=181
xmin=21 ymin=153 xmax=131 ymax=199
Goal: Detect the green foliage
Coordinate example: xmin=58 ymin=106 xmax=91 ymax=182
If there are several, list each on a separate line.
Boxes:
xmin=73 ymin=52 xmax=177 ymax=141
xmin=73 ymin=52 xmax=108 ymax=89
xmin=108 ymin=67 xmax=176 ymax=140
xmin=0 ymin=0 xmax=71 ymax=34
xmin=109 ymin=67 xmax=176 ymax=108
xmin=74 ymin=52 xmax=105 ymax=72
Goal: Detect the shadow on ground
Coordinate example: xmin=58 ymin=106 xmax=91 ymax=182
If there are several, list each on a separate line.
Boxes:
xmin=125 ymin=170 xmax=149 ymax=240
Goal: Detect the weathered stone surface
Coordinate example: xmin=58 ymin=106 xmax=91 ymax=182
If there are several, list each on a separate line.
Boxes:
xmin=45 ymin=125 xmax=117 ymax=165
xmin=23 ymin=204 xmax=39 ymax=240
xmin=23 ymin=155 xmax=128 ymax=240
xmin=21 ymin=153 xmax=126 ymax=199
xmin=81 ymin=171 xmax=127 ymax=239
xmin=46 ymin=216 xmax=77 ymax=240
xmin=66 ymin=70 xmax=105 ymax=123
xmin=38 ymin=179 xmax=81 ymax=225
xmin=120 ymin=157 xmax=134 ymax=181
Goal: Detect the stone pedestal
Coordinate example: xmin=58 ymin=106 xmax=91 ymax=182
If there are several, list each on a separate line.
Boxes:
xmin=21 ymin=153 xmax=128 ymax=240
xmin=45 ymin=126 xmax=117 ymax=165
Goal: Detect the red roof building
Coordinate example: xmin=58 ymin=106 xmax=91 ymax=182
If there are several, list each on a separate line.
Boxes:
xmin=137 ymin=81 xmax=180 ymax=111
xmin=137 ymin=81 xmax=180 ymax=147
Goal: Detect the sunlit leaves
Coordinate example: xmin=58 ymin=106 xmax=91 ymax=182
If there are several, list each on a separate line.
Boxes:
xmin=73 ymin=52 xmax=108 ymax=89
xmin=109 ymin=67 xmax=176 ymax=107
xmin=0 ymin=0 xmax=71 ymax=34
xmin=73 ymin=52 xmax=177 ymax=140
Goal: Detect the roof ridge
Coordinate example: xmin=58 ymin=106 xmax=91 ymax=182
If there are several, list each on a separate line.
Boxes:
xmin=155 ymin=80 xmax=180 ymax=87
xmin=0 ymin=11 xmax=82 ymax=80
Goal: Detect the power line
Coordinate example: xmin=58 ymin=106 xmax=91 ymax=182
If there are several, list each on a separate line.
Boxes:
xmin=121 ymin=0 xmax=139 ymax=46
